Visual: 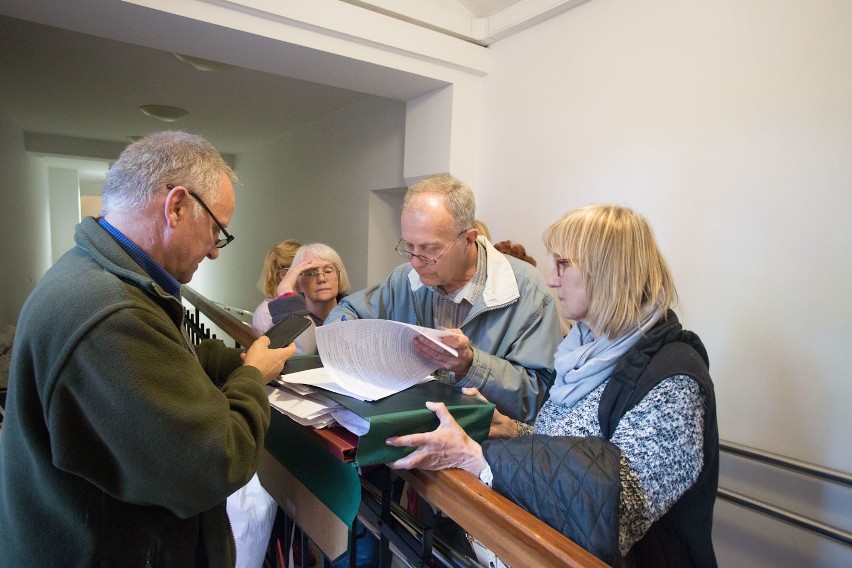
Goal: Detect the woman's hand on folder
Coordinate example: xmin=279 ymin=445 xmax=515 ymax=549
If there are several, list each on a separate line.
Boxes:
xmin=413 ymin=328 xmax=473 ymax=378
xmin=462 ymin=388 xmax=519 ymax=440
xmin=385 ymin=401 xmax=487 ymax=477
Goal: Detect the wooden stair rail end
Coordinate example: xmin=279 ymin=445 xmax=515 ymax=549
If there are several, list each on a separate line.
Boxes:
xmin=398 ymin=468 xmax=608 ymax=568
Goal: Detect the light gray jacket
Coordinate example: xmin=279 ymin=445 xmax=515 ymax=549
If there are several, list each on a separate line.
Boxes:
xmin=328 ymin=240 xmax=562 ymax=422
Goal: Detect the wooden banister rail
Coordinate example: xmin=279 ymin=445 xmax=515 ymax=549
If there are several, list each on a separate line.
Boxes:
xmin=400 ymin=468 xmax=608 ymax=568
xmin=182 ymin=286 xmax=258 ymax=347
xmin=182 ymin=286 xmax=607 ymax=568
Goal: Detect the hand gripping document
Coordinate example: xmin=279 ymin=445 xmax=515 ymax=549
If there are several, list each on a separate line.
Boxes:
xmin=269 ymin=319 xmax=494 ymax=467
xmin=280 ymin=319 xmax=460 ymax=401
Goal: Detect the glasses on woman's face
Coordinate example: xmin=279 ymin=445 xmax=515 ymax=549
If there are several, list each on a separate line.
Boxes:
xmin=301 ymin=266 xmax=339 ymax=280
xmin=554 ymin=258 xmax=572 ymax=277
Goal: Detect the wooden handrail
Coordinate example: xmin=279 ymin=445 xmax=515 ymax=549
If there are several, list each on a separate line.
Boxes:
xmin=181 ymin=285 xmax=258 ymax=347
xmin=182 ymin=286 xmax=607 ymax=568
xmin=399 ymin=468 xmax=608 ymax=567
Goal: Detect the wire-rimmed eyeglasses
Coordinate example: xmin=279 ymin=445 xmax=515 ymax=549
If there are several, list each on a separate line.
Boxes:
xmin=168 ymin=184 xmax=234 ymax=248
xmin=301 ymin=267 xmax=339 ymax=280
xmin=394 ymin=229 xmax=468 ymax=265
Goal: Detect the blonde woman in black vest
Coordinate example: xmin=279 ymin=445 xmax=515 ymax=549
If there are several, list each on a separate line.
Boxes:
xmin=387 ymin=204 xmax=718 ymax=567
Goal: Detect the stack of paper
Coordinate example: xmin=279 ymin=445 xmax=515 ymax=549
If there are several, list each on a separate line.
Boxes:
xmin=266 ymin=381 xmax=370 ymax=435
xmin=265 ymin=382 xmax=339 ymax=428
xmin=280 ymin=319 xmax=460 ymax=401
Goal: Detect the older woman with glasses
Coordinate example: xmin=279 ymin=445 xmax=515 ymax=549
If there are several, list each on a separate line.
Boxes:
xmin=386 ymin=204 xmax=718 ymax=567
xmin=267 ymin=243 xmax=350 ymax=355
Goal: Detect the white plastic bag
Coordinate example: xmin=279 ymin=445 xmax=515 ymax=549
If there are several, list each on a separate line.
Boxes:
xmin=226 ymin=473 xmax=278 ymax=568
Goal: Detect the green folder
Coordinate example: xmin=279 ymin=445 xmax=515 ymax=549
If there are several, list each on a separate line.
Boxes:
xmin=264 ymin=409 xmax=361 ymax=526
xmin=279 ymin=355 xmax=495 ymax=467
xmin=266 ymin=355 xmax=494 ymax=525
xmin=321 ymin=381 xmax=495 ymax=467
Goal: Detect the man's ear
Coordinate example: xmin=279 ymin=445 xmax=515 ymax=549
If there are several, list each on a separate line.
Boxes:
xmin=164 ymin=185 xmax=190 ymax=229
xmin=465 ymin=228 xmax=479 ymax=245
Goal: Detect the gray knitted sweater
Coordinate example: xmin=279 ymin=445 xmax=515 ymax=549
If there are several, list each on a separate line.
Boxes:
xmin=523 ymin=375 xmax=705 ymax=555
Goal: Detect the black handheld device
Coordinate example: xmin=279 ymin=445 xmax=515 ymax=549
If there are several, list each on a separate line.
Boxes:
xmin=263 ymin=314 xmax=311 ymax=349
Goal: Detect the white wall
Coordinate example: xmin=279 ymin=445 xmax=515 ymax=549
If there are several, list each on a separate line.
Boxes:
xmin=475 ymin=0 xmax=851 ymax=564
xmin=47 ymin=167 xmax=80 ymax=264
xmin=477 ymin=0 xmax=852 ymax=471
xmin=188 ymin=96 xmax=406 ymax=315
xmin=2 ymin=0 xmax=848 ymax=561
xmin=0 ymin=107 xmax=51 ymax=327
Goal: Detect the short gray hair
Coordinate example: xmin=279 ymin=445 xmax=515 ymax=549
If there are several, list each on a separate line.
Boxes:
xmin=291 ymin=243 xmax=351 ymax=295
xmin=100 ymin=131 xmax=236 ymax=216
xmin=403 ymin=174 xmax=475 ymax=234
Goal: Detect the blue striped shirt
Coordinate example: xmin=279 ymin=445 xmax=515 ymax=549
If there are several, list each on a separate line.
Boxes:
xmin=97 ymin=217 xmax=181 ymax=300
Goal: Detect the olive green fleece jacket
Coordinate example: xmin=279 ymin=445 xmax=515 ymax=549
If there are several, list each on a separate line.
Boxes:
xmin=0 ymin=217 xmax=270 ymax=567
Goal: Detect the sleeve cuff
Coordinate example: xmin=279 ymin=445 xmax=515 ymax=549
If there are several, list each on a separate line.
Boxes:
xmin=478 ymin=463 xmax=493 ymax=487
xmin=455 ymin=348 xmax=487 ymax=389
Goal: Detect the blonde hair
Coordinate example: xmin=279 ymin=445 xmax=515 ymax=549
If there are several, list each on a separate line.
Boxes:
xmin=473 ymin=219 xmax=491 ymax=242
xmin=257 ymin=239 xmax=302 ymax=297
xmin=291 ymin=243 xmax=351 ymax=296
xmin=543 ymin=204 xmax=677 ymax=338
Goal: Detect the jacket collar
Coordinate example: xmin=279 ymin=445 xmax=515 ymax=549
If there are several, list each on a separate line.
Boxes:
xmin=77 ymin=217 xmax=184 ymax=321
xmin=407 ymin=237 xmax=520 ymax=308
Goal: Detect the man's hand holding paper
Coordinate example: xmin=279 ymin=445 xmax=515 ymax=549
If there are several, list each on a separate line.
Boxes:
xmin=413 ymin=327 xmax=473 ymax=379
xmin=279 ymin=320 xmax=469 ymax=401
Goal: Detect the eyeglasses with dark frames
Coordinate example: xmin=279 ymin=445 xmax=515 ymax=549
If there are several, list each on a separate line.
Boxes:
xmin=394 ymin=229 xmax=469 ymax=265
xmin=167 ymin=184 xmax=234 ymax=248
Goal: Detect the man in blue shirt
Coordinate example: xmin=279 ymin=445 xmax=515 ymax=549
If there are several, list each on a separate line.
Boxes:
xmin=0 ymin=131 xmax=294 ymax=567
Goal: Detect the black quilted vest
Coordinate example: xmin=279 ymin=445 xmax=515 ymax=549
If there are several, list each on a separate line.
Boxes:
xmin=598 ymin=311 xmax=718 ymax=568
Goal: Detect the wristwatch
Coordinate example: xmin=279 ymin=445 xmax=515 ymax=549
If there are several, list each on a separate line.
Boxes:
xmin=478 ymin=464 xmax=493 ymax=487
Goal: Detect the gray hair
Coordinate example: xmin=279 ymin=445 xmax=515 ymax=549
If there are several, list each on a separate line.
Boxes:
xmin=291 ymin=243 xmax=351 ymax=295
xmin=403 ymin=174 xmax=476 ymax=234
xmin=100 ymin=131 xmax=236 ymax=216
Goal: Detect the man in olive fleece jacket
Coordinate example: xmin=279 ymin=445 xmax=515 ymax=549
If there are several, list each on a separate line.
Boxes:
xmin=0 ymin=132 xmax=294 ymax=567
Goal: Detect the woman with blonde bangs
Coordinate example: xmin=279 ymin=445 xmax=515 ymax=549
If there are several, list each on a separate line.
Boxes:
xmin=386 ymin=204 xmax=718 ymax=567
xmin=252 ymin=239 xmax=302 ymax=335
xmin=543 ymin=204 xmax=678 ymax=339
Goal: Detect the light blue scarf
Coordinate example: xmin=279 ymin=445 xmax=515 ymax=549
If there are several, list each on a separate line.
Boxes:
xmin=548 ymin=306 xmax=663 ymax=407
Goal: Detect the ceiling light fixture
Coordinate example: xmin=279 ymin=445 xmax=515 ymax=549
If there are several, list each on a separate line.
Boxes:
xmin=139 ymin=104 xmax=189 ymax=122
xmin=173 ymin=53 xmax=234 ymax=72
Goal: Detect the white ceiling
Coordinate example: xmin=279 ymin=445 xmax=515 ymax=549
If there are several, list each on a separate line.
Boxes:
xmin=0 ymin=15 xmax=370 ymax=156
xmin=0 ymin=0 xmax=582 ymax=178
xmin=453 ymin=0 xmax=523 ymax=18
